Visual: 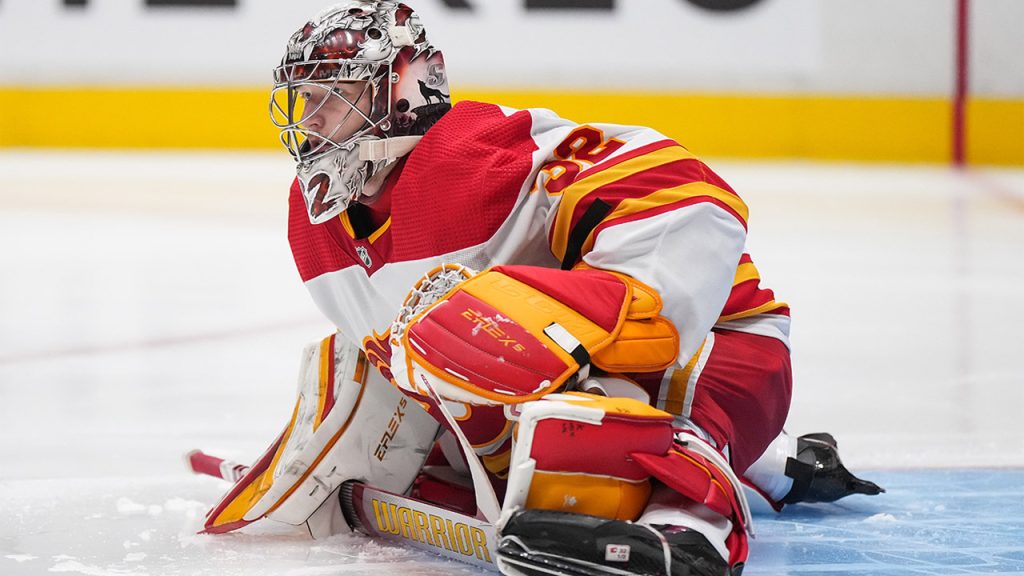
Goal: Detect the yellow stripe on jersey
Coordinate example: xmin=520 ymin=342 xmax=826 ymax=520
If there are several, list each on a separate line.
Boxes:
xmin=339 ymin=212 xmax=356 ymax=238
xmin=367 ymin=218 xmax=392 ymax=243
xmin=574 ymin=181 xmax=750 ymax=258
xmin=664 ymin=338 xmax=705 ymax=416
xmin=550 ymin=145 xmax=697 ymax=260
xmin=338 ymin=212 xmax=392 ymax=243
xmin=733 ymin=261 xmax=760 ymax=286
xmin=718 ymin=299 xmax=790 ymax=323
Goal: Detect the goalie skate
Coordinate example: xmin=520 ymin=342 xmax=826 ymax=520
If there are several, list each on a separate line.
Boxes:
xmin=497 ymin=509 xmax=732 ymax=576
xmin=781 ymin=433 xmax=884 ymax=505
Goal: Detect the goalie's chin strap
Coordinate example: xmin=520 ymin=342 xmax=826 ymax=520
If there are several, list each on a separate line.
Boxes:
xmin=359 ymin=136 xmax=422 ymax=163
xmin=356 ymin=19 xmax=420 ymax=165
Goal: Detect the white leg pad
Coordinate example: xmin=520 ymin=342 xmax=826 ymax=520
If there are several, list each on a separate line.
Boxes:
xmin=203 ymin=335 xmax=440 ymax=535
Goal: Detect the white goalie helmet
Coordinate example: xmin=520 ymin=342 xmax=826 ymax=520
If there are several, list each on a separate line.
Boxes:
xmin=271 ymin=1 xmax=451 ymax=224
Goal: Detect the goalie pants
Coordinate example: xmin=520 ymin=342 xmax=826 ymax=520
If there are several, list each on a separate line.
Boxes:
xmin=683 ymin=328 xmax=792 ymax=474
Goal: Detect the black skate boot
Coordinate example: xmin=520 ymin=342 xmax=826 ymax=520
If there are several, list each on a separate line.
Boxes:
xmin=780 ymin=433 xmax=884 ymax=505
xmin=497 ymin=509 xmax=735 ymax=576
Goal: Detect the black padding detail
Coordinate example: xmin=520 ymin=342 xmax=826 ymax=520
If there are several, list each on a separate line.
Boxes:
xmin=546 ymin=323 xmax=591 ymax=368
xmin=782 ymin=456 xmax=815 ymax=504
xmin=498 ymin=509 xmax=730 ymax=576
xmin=560 ymin=199 xmax=612 ymax=270
xmin=570 ymin=342 xmax=590 ymax=369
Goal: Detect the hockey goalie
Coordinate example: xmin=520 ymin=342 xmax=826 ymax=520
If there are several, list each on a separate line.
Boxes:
xmin=197 ymin=2 xmax=883 ymax=575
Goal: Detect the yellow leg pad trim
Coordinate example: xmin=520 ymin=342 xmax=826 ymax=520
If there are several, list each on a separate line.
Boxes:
xmin=526 ymin=471 xmax=652 ymax=522
xmin=314 ymin=335 xmax=333 ymax=432
xmin=353 ymin=351 xmax=368 ymax=386
xmin=210 ymin=467 xmax=276 ymax=529
xmin=211 ymin=401 xmax=300 ymax=528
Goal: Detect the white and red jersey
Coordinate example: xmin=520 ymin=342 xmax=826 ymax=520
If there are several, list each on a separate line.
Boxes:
xmin=288 ymin=100 xmax=790 ymax=419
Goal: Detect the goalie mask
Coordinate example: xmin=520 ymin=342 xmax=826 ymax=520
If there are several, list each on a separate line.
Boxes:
xmin=271 ymin=1 xmax=451 ymax=224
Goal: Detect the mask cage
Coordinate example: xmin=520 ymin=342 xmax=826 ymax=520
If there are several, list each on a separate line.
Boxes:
xmin=269 ymin=58 xmax=393 ymax=164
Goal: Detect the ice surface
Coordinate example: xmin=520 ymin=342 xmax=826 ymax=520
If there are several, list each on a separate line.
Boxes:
xmin=1 ymin=152 xmax=1023 ymax=574
xmin=749 ymin=469 xmax=1024 ymax=575
xmin=3 ymin=471 xmax=1022 ymax=575
xmin=0 ymin=476 xmax=484 ymax=575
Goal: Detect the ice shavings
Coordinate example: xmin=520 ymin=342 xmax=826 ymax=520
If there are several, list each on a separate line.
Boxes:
xmin=49 ymin=560 xmax=146 ymax=576
xmin=6 ymin=554 xmax=38 ymax=562
xmin=355 ymin=538 xmax=423 ymax=562
xmin=176 ymin=531 xmax=214 ymax=549
xmin=116 ymin=496 xmax=194 ymax=518
xmin=863 ymin=513 xmax=898 ymax=523
xmin=115 ymin=498 xmax=147 ymax=515
xmin=163 ymin=498 xmax=205 ymax=513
